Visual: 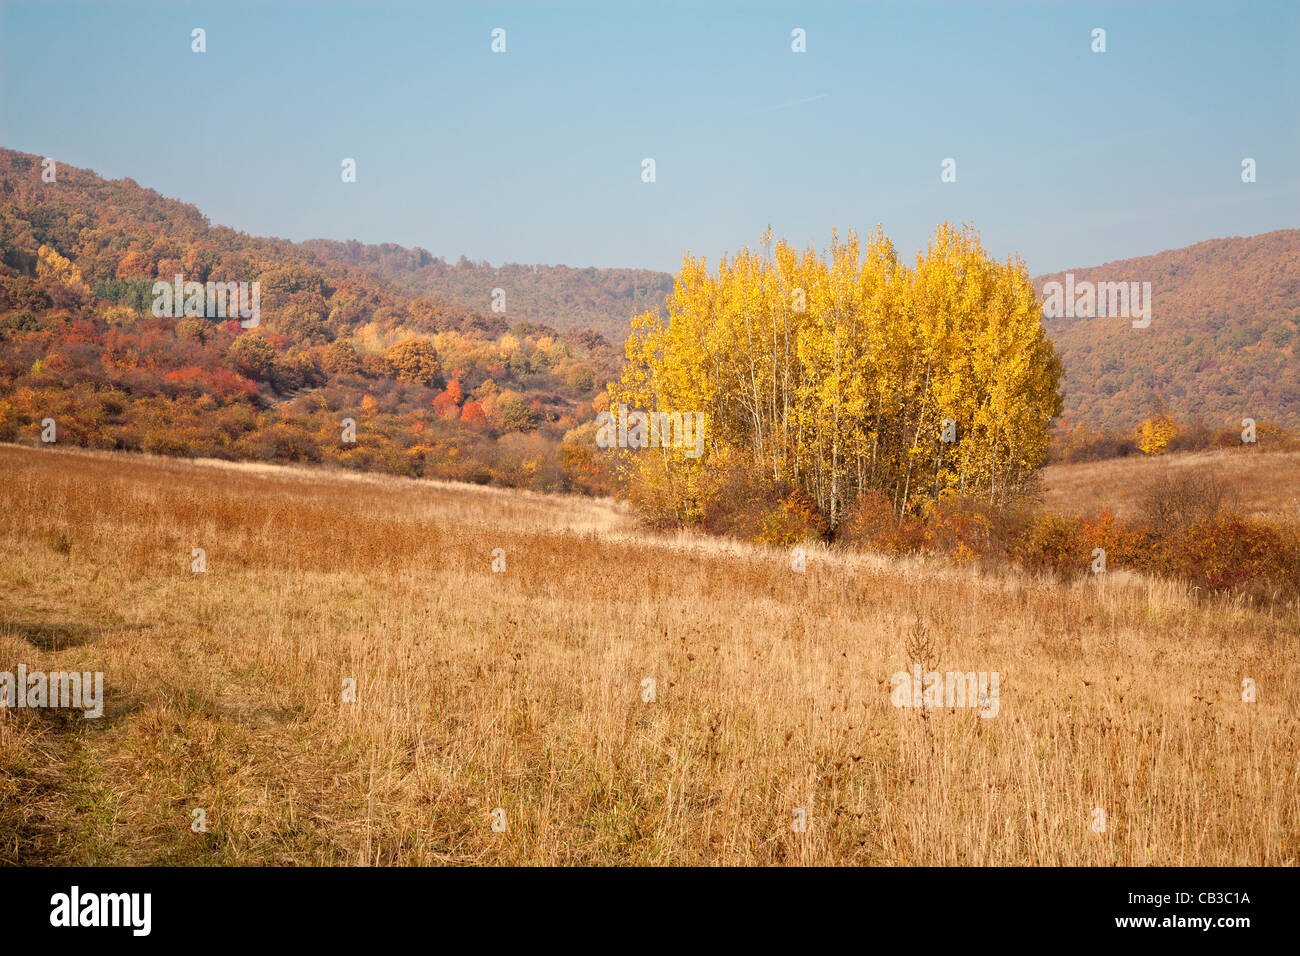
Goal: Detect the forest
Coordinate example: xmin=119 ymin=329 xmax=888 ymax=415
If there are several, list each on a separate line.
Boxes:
xmin=1037 ymin=229 xmax=1300 ymax=431
xmin=0 ymin=148 xmax=619 ymax=493
xmin=301 ymin=237 xmax=675 ymax=347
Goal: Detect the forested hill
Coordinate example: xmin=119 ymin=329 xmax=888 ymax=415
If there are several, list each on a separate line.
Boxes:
xmin=301 ymin=238 xmax=675 ymax=347
xmin=319 ymin=227 xmax=1300 ymax=432
xmin=0 ymin=147 xmax=619 ymax=492
xmin=1034 ymin=229 xmax=1300 ymax=431
xmin=5 ymin=143 xmax=1297 ymax=457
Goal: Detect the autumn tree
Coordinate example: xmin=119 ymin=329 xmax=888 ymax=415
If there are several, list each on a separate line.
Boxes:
xmin=611 ymin=225 xmax=1064 ymax=529
xmin=324 ymin=338 xmax=361 ymax=374
xmin=460 ymin=400 xmax=488 ymax=430
xmin=276 ymin=301 xmax=330 ymax=343
xmin=432 ymin=378 xmax=463 ymax=418
xmin=1135 ymin=402 xmax=1178 ymax=455
xmin=228 ymin=334 xmax=276 ymax=380
xmin=384 ymin=337 xmax=443 ymax=387
xmin=498 ymin=393 xmax=538 ymax=432
xmin=37 ymin=244 xmax=89 ymax=292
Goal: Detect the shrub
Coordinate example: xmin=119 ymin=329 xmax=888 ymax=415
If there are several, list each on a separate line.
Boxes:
xmin=682 ymin=449 xmax=826 ymax=544
xmin=143 ymin=431 xmax=193 ymax=457
xmin=837 ymin=490 xmax=926 ymax=555
xmin=754 ymin=489 xmax=825 ymax=547
xmin=828 ymin=472 xmax=1298 ymax=601
xmin=1155 ymin=516 xmax=1300 ymax=598
xmin=1075 ymin=509 xmax=1150 ymax=572
xmin=1137 ymin=469 xmax=1233 ymax=536
xmin=1012 ymin=511 xmax=1086 ymax=578
xmin=923 ymin=495 xmax=998 ymax=561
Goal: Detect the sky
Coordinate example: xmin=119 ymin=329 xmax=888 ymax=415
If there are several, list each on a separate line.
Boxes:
xmin=1 ymin=0 xmax=1296 ymax=276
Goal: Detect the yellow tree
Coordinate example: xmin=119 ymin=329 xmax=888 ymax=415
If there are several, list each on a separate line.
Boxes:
xmin=1135 ymin=402 xmax=1177 ymax=455
xmin=611 ymin=225 xmax=1063 ymax=529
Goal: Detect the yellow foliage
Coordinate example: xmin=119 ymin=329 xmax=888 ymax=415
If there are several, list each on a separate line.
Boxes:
xmin=36 ymin=243 xmax=89 ymax=292
xmin=497 ymin=333 xmax=520 ymax=357
xmin=103 ymin=304 xmax=137 ymax=325
xmin=1136 ymin=413 xmax=1177 ymax=455
xmin=612 ymin=225 xmax=1064 ymax=528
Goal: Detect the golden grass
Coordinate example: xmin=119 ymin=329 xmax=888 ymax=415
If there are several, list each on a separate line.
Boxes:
xmin=1 ymin=443 xmax=1297 ymax=865
xmin=1040 ymin=448 xmax=1300 ymax=523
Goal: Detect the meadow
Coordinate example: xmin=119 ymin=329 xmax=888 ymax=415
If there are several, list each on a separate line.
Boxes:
xmin=1040 ymin=448 xmax=1300 ymax=523
xmin=1 ymin=443 xmax=1297 ymax=865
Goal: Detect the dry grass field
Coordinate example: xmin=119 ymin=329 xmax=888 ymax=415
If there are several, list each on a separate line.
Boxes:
xmin=1040 ymin=448 xmax=1300 ymax=523
xmin=1 ymin=443 xmax=1297 ymax=865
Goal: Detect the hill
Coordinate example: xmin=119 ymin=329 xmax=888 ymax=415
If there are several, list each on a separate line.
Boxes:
xmin=0 ymin=147 xmax=618 ymax=492
xmin=325 ymin=227 xmax=1300 ymax=434
xmin=328 ymin=227 xmax=1300 ymax=436
xmin=301 ymin=238 xmax=675 ymax=347
xmin=6 ymin=142 xmax=1297 ymax=474
xmin=1034 ymin=230 xmax=1300 ymax=431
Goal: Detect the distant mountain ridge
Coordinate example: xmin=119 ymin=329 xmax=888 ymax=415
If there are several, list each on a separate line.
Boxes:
xmin=1033 ymin=229 xmax=1300 ymax=431
xmin=301 ymin=238 xmax=675 ymax=348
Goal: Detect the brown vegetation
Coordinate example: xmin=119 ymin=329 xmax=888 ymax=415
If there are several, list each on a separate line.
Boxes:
xmin=0 ymin=147 xmax=620 ymax=496
xmin=1036 ymin=228 xmax=1300 ymax=431
xmin=2 ymin=444 xmax=1296 ymax=865
xmin=1041 ymin=448 xmax=1300 ymax=525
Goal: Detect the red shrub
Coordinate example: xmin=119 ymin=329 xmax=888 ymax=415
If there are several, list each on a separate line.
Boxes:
xmin=1156 ymin=516 xmax=1300 ymax=597
xmin=838 ymin=491 xmax=926 ymax=555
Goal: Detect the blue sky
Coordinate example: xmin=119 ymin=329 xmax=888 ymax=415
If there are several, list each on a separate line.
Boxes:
xmin=2 ymin=0 xmax=1296 ymax=275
